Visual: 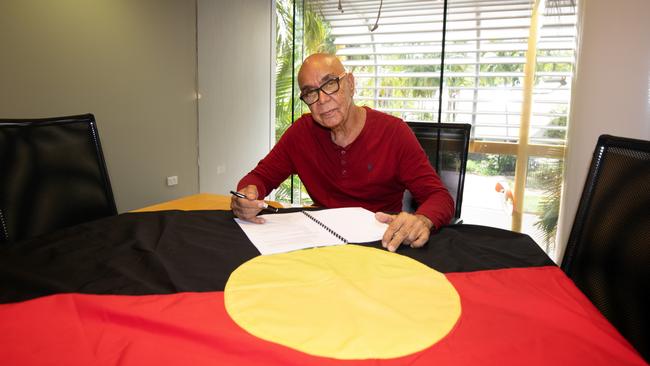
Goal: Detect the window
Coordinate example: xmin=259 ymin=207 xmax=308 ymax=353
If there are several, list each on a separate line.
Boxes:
xmin=274 ymin=0 xmax=577 ymax=255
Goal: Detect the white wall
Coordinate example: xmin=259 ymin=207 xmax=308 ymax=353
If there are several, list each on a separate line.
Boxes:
xmin=556 ymin=0 xmax=650 ymax=262
xmin=197 ymin=0 xmax=273 ymax=195
xmin=0 ymin=0 xmax=199 ymax=212
xmin=2 ymin=0 xmax=276 ymax=210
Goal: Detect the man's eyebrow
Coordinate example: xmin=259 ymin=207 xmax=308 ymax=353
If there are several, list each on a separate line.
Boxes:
xmin=300 ymin=73 xmax=339 ymax=92
xmin=300 ymin=85 xmax=315 ymax=93
xmin=319 ymin=73 xmax=338 ymax=82
xmin=300 ymin=74 xmax=338 ymax=93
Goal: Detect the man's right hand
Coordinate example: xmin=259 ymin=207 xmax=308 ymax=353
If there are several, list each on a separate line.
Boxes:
xmin=230 ymin=185 xmax=266 ymax=224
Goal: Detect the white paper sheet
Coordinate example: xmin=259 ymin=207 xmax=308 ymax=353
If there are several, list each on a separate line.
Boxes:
xmin=234 ymin=207 xmax=388 ymax=255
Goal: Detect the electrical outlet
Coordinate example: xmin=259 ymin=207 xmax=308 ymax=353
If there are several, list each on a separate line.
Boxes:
xmin=166 ymin=176 xmax=178 ymax=186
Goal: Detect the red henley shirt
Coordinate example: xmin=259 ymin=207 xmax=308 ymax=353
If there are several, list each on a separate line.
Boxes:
xmin=238 ymin=107 xmax=454 ymax=229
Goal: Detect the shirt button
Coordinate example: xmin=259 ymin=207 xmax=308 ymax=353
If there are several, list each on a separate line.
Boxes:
xmin=342 ymin=170 xmax=347 ymax=175
xmin=341 ymin=150 xmax=346 ymax=155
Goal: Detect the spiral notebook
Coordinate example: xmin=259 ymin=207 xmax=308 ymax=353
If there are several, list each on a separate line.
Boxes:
xmin=234 ymin=207 xmax=388 ymax=255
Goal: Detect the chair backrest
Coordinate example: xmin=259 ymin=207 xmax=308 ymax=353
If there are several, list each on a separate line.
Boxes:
xmin=403 ymin=122 xmax=471 ymax=222
xmin=0 ymin=114 xmax=117 ymax=244
xmin=561 ymin=134 xmax=650 ymax=361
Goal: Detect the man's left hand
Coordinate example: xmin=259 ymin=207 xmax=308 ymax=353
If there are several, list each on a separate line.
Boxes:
xmin=375 ymin=212 xmax=434 ymax=252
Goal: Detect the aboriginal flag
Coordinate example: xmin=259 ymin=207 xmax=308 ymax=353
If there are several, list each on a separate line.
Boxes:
xmin=0 ymin=210 xmax=645 ymax=365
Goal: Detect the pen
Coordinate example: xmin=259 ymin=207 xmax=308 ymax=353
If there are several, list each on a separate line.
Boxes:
xmin=229 ymin=190 xmax=279 ymax=213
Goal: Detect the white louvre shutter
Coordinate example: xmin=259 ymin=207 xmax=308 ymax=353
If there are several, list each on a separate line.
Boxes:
xmin=309 ymin=0 xmax=576 ymax=146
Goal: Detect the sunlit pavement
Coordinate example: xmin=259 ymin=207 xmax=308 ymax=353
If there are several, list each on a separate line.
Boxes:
xmin=460 ymin=174 xmax=554 ymax=256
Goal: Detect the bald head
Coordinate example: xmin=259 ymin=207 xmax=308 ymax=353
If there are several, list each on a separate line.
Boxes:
xmin=298 ymin=53 xmax=346 ymax=90
xmin=295 ymin=53 xmax=359 ymax=131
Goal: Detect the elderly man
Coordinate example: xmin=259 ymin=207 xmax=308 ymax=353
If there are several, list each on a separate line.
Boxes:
xmin=232 ymin=53 xmax=454 ymax=252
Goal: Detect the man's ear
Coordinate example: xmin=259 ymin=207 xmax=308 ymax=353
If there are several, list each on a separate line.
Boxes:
xmin=348 ymin=73 xmax=355 ymax=94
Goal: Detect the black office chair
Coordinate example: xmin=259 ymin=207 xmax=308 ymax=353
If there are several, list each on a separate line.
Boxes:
xmin=561 ymin=134 xmax=650 ymax=361
xmin=403 ymin=122 xmax=471 ymax=224
xmin=0 ymin=114 xmax=117 ymax=244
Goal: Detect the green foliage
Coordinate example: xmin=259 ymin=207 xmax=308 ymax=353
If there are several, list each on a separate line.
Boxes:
xmin=275 ymin=0 xmax=335 ymax=141
xmin=533 ymin=160 xmax=563 ymax=251
xmin=479 ymin=50 xmax=524 ymax=87
xmin=466 ymin=153 xmax=517 ymax=176
xmin=274 ymin=0 xmax=295 ymax=142
xmin=275 ymin=178 xmax=292 ymax=205
xmin=303 ymin=4 xmax=336 ymax=55
xmin=526 ymin=112 xmax=568 ymax=248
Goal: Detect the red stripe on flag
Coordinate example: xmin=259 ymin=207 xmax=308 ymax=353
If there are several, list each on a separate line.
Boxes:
xmin=0 ymin=266 xmax=644 ymax=365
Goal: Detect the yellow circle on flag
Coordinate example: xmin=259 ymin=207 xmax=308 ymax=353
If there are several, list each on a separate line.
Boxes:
xmin=224 ymin=245 xmax=461 ymax=359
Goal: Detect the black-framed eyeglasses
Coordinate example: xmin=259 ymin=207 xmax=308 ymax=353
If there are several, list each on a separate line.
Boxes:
xmin=299 ymin=72 xmax=348 ymax=106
